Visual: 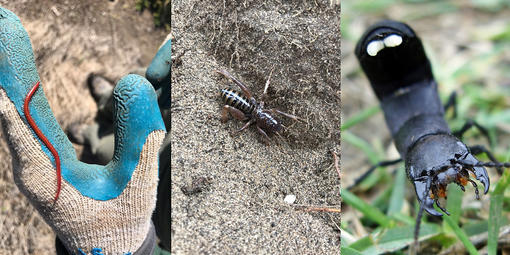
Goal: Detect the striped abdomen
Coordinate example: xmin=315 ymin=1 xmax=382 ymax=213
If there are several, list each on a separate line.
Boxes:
xmin=220 ymin=89 xmax=255 ymax=114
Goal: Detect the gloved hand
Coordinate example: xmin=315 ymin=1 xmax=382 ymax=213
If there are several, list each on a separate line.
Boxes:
xmin=146 ymin=33 xmax=171 ymax=109
xmin=0 ymin=7 xmax=166 ymax=255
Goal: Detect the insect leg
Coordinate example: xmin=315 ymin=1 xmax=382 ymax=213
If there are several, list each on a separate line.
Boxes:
xmin=216 ymin=70 xmax=254 ymax=100
xmin=221 ymin=105 xmax=248 ymax=122
xmin=453 ymin=119 xmax=492 ymax=147
xmin=256 ymin=125 xmax=271 ymax=145
xmin=469 ymin=145 xmax=503 ymax=175
xmin=234 ymin=119 xmax=255 ymax=134
xmin=346 ymin=158 xmax=402 ymax=190
xmin=443 ymin=91 xmax=457 ymax=118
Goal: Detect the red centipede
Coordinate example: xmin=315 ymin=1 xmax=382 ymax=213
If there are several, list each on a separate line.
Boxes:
xmin=23 ymin=81 xmax=62 ymax=203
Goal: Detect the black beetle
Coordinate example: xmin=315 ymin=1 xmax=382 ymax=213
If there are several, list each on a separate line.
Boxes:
xmin=353 ymin=20 xmax=504 ymax=245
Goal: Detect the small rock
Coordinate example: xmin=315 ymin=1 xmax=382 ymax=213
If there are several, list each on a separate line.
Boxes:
xmin=284 ymin=194 xmax=296 ymax=204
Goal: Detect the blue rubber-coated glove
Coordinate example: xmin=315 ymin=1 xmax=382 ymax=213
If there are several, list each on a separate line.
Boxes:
xmin=0 ymin=7 xmax=166 ymax=255
xmin=146 ymin=34 xmax=170 ymax=109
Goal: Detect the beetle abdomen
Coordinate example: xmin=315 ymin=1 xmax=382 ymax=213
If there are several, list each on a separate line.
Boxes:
xmin=220 ymin=89 xmax=255 ymax=114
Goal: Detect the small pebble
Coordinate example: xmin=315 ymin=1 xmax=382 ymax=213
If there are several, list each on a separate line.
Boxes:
xmin=284 ymin=194 xmax=296 ymax=204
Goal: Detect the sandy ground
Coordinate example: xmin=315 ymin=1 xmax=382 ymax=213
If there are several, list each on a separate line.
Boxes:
xmin=0 ymin=1 xmax=167 ymax=254
xmin=171 ymin=0 xmax=341 ymax=254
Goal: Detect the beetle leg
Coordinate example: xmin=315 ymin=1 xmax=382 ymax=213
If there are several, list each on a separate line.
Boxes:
xmin=414 ymin=177 xmax=433 ymax=249
xmin=454 ymin=181 xmax=466 ymax=192
xmin=453 ymin=119 xmax=492 ymax=147
xmin=221 ymin=105 xmax=248 ymax=122
xmin=347 ymin=158 xmax=402 ymax=190
xmin=234 ymin=119 xmax=255 ymax=134
xmin=443 ymin=91 xmax=457 ymax=118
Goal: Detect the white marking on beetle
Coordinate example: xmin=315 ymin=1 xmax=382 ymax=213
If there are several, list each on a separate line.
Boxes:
xmin=367 ymin=34 xmax=403 ymax=56
xmin=367 ymin=40 xmax=385 ymax=56
xmin=383 ymin=34 xmax=403 ymax=47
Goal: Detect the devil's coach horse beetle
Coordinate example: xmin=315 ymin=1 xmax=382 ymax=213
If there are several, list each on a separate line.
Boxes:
xmin=353 ymin=20 xmax=510 ymax=247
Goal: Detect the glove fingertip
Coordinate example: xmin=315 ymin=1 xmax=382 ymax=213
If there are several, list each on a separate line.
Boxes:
xmin=111 ymin=74 xmax=165 ymax=162
xmin=145 ymin=39 xmax=171 ymax=89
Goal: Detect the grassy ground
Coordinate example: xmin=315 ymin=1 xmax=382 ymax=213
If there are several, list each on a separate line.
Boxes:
xmin=341 ymin=0 xmax=510 ymax=254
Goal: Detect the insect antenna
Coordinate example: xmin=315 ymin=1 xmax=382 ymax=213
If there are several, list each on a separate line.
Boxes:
xmin=260 ymin=67 xmax=275 ymax=107
xmin=455 ymin=159 xmax=510 ymax=168
xmin=469 ymin=145 xmax=503 ymax=175
xmin=347 ymin=158 xmax=402 ymax=190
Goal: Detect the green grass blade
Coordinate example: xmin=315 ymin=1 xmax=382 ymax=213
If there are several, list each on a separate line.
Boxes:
xmin=389 ymin=212 xmax=415 ymax=226
xmin=464 ymin=220 xmax=489 ymax=237
xmin=372 ymin=184 xmax=393 ymax=212
xmin=488 ymin=194 xmax=503 ymax=255
xmin=387 ymin=166 xmax=406 ymax=215
xmin=493 ymin=165 xmax=510 ymax=194
xmin=341 ymin=246 xmax=363 ymax=255
xmin=341 ymin=106 xmax=380 ymax=131
xmin=488 ymin=163 xmax=510 ymax=255
xmin=342 ymin=131 xmax=387 ymax=191
xmin=342 ymin=131 xmax=380 ymax=163
xmin=349 ymin=224 xmax=441 ymax=254
xmin=443 ymin=215 xmax=479 ymax=255
xmin=342 ymin=189 xmax=392 ymax=227
xmin=445 ymin=184 xmax=463 ymax=225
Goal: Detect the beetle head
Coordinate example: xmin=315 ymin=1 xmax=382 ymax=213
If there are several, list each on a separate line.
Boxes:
xmin=406 ymin=134 xmax=490 ymax=216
